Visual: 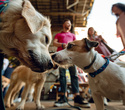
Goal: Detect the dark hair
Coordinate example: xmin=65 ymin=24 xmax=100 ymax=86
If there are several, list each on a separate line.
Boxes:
xmin=112 ymin=3 xmax=125 ymax=12
xmin=62 ymin=19 xmax=71 ymax=24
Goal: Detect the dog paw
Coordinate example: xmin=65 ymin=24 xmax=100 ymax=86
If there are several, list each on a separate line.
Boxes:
xmin=16 ymin=105 xmax=24 ymax=110
xmin=11 ymin=102 xmax=16 ymax=106
xmin=36 ymin=105 xmax=45 ymax=110
xmin=5 ymin=104 xmax=11 ymax=108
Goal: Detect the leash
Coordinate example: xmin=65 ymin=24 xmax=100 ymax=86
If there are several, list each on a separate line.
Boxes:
xmin=66 ymin=98 xmax=81 ymax=110
xmin=108 ymin=51 xmax=125 ymax=61
xmin=53 ymin=96 xmax=82 ymax=110
xmin=84 ymin=51 xmax=125 ymax=78
xmin=83 ymin=53 xmax=110 ymax=78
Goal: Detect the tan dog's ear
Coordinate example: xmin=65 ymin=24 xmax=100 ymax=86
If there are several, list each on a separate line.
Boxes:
xmin=84 ymin=38 xmax=98 ymax=50
xmin=22 ymin=0 xmax=44 ymax=34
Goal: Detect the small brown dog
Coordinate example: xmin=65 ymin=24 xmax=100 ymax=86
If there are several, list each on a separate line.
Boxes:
xmin=4 ymin=65 xmax=57 ymax=110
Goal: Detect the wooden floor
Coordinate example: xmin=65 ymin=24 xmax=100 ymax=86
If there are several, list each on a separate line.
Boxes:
xmin=5 ymin=100 xmax=125 ymax=110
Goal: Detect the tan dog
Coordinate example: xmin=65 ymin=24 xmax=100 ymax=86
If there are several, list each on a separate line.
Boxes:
xmin=52 ymin=38 xmax=125 ymax=110
xmin=0 ymin=0 xmax=53 ymax=72
xmin=4 ymin=65 xmax=57 ymax=110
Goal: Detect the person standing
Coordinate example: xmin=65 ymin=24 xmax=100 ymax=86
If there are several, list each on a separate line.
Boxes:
xmin=53 ymin=19 xmax=90 ymax=108
xmin=112 ymin=3 xmax=125 ymax=49
xmin=88 ymin=27 xmax=112 ymax=57
xmin=1 ymin=58 xmax=9 ymax=75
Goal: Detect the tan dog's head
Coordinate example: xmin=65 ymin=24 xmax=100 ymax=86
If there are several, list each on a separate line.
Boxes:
xmin=52 ymin=38 xmax=98 ymax=66
xmin=0 ymin=0 xmax=53 ymax=72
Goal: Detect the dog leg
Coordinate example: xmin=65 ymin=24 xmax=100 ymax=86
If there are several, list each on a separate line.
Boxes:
xmin=119 ymin=90 xmax=125 ymax=105
xmin=34 ymin=74 xmax=46 ymax=110
xmin=104 ymin=97 xmax=108 ymax=106
xmin=10 ymin=83 xmax=24 ymax=106
xmin=4 ymin=81 xmax=16 ymax=108
xmin=16 ymin=84 xmax=32 ymax=110
xmin=92 ymin=93 xmax=104 ymax=110
xmin=26 ymin=84 xmax=34 ymax=102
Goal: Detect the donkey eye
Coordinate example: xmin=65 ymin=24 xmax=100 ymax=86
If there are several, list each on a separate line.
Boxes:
xmin=67 ymin=44 xmax=74 ymax=49
xmin=45 ymin=36 xmax=49 ymax=44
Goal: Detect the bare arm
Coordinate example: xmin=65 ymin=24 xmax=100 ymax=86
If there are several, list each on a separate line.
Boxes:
xmin=53 ymin=39 xmax=67 ymax=49
xmin=98 ymin=35 xmax=107 ymax=43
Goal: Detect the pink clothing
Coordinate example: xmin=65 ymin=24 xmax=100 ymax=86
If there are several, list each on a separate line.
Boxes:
xmin=54 ymin=31 xmax=76 ymax=51
xmin=0 ymin=0 xmax=6 ymax=5
xmin=116 ymin=12 xmax=125 ymax=48
xmin=90 ymin=36 xmax=111 ymax=57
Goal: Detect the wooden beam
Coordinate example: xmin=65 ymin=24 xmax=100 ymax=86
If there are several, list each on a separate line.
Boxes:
xmin=41 ymin=12 xmax=83 ymax=16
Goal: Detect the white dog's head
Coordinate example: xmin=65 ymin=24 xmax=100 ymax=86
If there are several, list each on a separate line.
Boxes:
xmin=0 ymin=0 xmax=53 ymax=72
xmin=52 ymin=38 xmax=98 ymax=67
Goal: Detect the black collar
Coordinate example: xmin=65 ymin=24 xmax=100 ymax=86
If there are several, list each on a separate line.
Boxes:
xmin=84 ymin=54 xmax=97 ymax=70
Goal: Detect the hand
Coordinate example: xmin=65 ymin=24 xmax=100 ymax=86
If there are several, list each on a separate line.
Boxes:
xmin=2 ymin=82 xmax=8 ymax=91
xmin=98 ymin=35 xmax=103 ymax=40
xmin=2 ymin=76 xmax=10 ymax=91
xmin=98 ymin=35 xmax=107 ymax=43
xmin=62 ymin=43 xmax=67 ymax=49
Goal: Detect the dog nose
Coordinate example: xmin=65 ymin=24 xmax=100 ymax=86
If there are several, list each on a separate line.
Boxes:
xmin=48 ymin=60 xmax=53 ymax=69
xmin=52 ymin=54 xmax=56 ymax=60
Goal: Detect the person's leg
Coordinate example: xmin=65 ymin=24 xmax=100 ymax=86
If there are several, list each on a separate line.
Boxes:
xmin=69 ymin=65 xmax=79 ymax=95
xmin=54 ymin=67 xmax=68 ymax=107
xmin=2 ymin=85 xmax=8 ymax=98
xmin=69 ymin=65 xmax=90 ymax=108
xmin=59 ymin=67 xmax=67 ymax=94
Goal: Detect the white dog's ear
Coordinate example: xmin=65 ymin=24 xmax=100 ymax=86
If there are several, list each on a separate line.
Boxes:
xmin=22 ymin=0 xmax=44 ymax=34
xmin=84 ymin=38 xmax=98 ymax=50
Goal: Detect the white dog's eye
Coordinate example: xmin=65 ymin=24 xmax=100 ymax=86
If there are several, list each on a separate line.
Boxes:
xmin=45 ymin=36 xmax=49 ymax=44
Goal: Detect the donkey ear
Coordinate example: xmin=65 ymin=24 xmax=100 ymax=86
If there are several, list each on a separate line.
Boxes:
xmin=22 ymin=0 xmax=44 ymax=34
xmin=84 ymin=38 xmax=99 ymax=50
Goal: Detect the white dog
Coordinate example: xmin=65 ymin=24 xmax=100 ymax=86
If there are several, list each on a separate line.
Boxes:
xmin=52 ymin=38 xmax=125 ymax=110
xmin=0 ymin=0 xmax=53 ymax=72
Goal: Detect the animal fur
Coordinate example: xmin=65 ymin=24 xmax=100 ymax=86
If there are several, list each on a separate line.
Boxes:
xmin=52 ymin=38 xmax=125 ymax=110
xmin=4 ymin=65 xmax=56 ymax=110
xmin=0 ymin=0 xmax=53 ymax=72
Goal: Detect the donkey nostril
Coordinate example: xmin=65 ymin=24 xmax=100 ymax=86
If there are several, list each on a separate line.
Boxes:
xmin=52 ymin=54 xmax=56 ymax=60
xmin=48 ymin=60 xmax=53 ymax=69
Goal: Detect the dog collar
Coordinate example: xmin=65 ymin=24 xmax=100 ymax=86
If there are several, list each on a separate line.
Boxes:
xmin=84 ymin=54 xmax=97 ymax=70
xmin=89 ymin=57 xmax=109 ymax=78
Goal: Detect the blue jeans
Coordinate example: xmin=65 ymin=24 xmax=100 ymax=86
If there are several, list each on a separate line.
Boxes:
xmin=59 ymin=65 xmax=79 ymax=94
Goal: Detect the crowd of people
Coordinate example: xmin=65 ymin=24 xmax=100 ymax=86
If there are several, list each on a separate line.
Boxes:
xmin=1 ymin=2 xmax=125 ymax=109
